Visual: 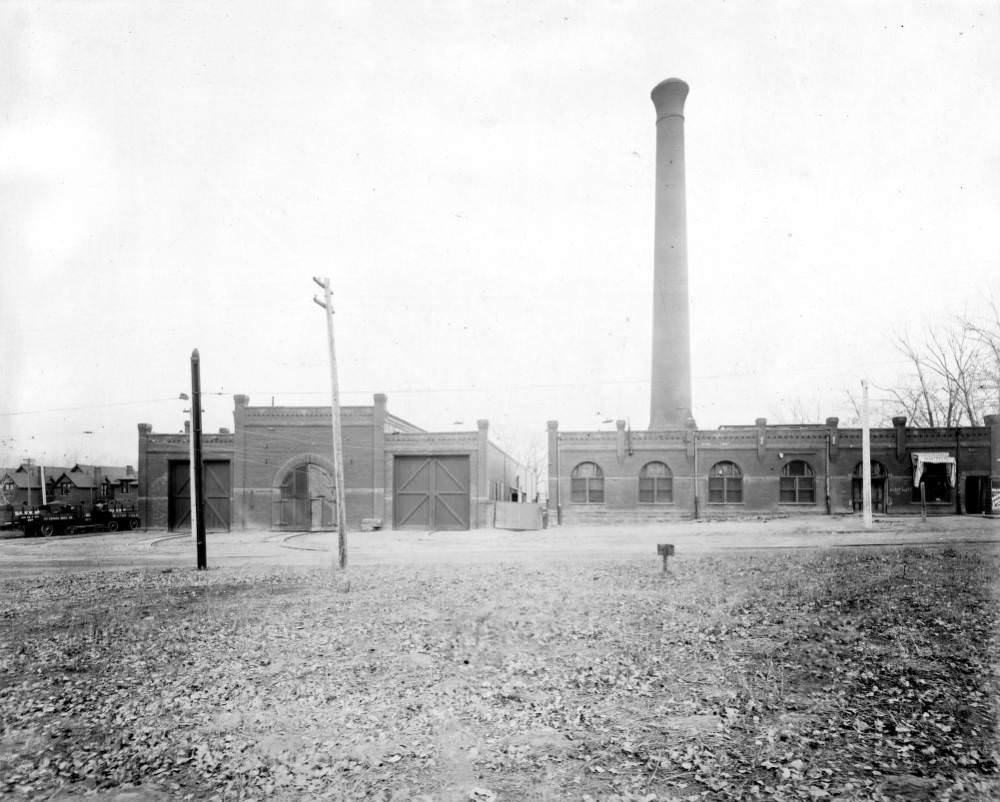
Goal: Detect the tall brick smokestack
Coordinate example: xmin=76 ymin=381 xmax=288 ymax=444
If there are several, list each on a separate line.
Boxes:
xmin=649 ymin=78 xmax=693 ymax=430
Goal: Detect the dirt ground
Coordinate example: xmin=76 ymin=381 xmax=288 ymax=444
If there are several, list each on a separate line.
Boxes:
xmin=1 ymin=516 xmax=998 ymax=800
xmin=0 ymin=514 xmax=997 ymax=579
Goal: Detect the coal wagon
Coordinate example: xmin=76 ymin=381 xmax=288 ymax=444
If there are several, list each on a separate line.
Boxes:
xmin=2 ymin=502 xmax=141 ymax=537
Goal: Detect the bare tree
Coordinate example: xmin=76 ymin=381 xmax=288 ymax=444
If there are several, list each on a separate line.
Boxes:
xmin=776 ymin=396 xmax=823 ymax=424
xmin=962 ymin=298 xmax=1000 ymax=414
xmin=878 ymin=315 xmax=996 ymax=428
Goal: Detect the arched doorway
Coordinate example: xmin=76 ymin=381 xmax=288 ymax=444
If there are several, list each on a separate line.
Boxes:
xmin=273 ymin=457 xmax=336 ymax=531
xmin=852 ymin=461 xmax=887 ymax=513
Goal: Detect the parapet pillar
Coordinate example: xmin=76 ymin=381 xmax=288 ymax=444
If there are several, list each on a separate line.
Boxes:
xmin=372 ymin=394 xmax=387 ymax=521
xmin=547 ymin=420 xmax=560 ymax=521
xmin=137 ymin=423 xmax=152 ymax=529
xmin=477 ymin=420 xmax=489 ymax=527
xmin=755 ymin=417 xmax=767 ymax=461
xmin=892 ymin=416 xmax=907 ymax=463
xmin=826 ymin=417 xmax=840 ymax=462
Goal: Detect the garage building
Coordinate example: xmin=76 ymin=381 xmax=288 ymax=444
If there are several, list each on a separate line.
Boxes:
xmin=138 ymin=393 xmax=522 ymax=532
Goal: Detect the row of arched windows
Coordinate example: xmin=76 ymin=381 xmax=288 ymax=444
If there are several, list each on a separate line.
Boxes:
xmin=569 ymin=459 xmax=884 ymax=505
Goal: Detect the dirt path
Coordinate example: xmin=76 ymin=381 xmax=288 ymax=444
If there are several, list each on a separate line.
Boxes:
xmin=0 ymin=515 xmax=996 ymax=578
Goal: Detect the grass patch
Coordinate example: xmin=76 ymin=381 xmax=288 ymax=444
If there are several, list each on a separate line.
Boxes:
xmin=1 ymin=546 xmax=997 ymax=800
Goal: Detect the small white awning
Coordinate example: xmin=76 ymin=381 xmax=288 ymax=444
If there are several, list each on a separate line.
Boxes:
xmin=911 ymin=451 xmax=956 ymax=488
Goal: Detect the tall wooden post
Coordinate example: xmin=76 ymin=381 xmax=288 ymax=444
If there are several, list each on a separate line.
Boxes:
xmin=189 ymin=407 xmax=197 ymax=542
xmin=191 ymin=349 xmax=207 ymax=569
xmin=313 ymin=277 xmax=348 ymax=569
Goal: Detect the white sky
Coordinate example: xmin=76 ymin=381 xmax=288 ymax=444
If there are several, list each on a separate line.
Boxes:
xmin=2 ymin=0 xmax=999 ymax=467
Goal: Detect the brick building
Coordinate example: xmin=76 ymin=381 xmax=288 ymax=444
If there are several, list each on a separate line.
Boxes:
xmin=137 ymin=393 xmax=522 ymax=532
xmin=546 ymin=78 xmax=1000 ymax=523
xmin=547 ymin=416 xmax=999 ymax=524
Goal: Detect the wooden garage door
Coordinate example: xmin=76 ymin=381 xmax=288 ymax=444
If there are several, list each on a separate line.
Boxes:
xmin=168 ymin=460 xmax=231 ymax=532
xmin=394 ymin=456 xmax=469 ymax=530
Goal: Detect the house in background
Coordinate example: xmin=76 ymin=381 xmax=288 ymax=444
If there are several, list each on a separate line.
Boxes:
xmin=0 ymin=464 xmax=59 ymax=508
xmin=46 ymin=465 xmax=139 ymax=507
xmin=0 ymin=463 xmax=139 ymax=509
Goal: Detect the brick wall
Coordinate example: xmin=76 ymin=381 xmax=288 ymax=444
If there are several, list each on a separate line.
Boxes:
xmin=548 ymin=417 xmax=998 ymax=523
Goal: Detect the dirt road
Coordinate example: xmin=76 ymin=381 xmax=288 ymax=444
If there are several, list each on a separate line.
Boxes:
xmin=1 ymin=514 xmax=996 ymax=579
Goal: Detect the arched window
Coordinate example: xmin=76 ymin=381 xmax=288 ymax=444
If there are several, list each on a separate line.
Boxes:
xmin=780 ymin=460 xmax=816 ymax=504
xmin=571 ymin=462 xmax=604 ymax=504
xmin=852 ymin=461 xmax=887 ymax=479
xmin=708 ymin=461 xmax=742 ymax=504
xmin=639 ymin=461 xmax=673 ymax=504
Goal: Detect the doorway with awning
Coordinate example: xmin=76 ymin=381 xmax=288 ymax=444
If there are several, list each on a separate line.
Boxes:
xmin=911 ymin=452 xmax=956 ymax=505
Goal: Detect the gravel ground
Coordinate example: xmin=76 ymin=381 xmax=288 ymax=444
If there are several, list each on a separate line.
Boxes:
xmin=0 ymin=514 xmax=996 ymax=578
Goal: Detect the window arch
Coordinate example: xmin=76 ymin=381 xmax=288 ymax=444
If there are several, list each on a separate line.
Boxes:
xmin=780 ymin=460 xmax=816 ymax=504
xmin=571 ymin=462 xmax=604 ymax=504
xmin=639 ymin=461 xmax=673 ymax=504
xmin=852 ymin=460 xmax=887 ymax=478
xmin=708 ymin=461 xmax=742 ymax=504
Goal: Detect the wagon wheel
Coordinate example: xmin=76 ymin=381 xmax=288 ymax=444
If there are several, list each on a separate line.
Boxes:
xmin=65 ymin=526 xmax=76 ymax=535
xmin=40 ymin=523 xmax=55 ymax=537
xmin=106 ymin=520 xmax=119 ymax=532
xmin=128 ymin=517 xmax=141 ymax=530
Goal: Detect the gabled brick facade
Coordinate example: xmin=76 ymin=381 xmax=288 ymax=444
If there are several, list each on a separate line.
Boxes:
xmin=137 ymin=393 xmax=523 ymax=532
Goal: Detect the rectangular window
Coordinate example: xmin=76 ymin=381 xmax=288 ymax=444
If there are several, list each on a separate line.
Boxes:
xmin=708 ymin=477 xmax=724 ymax=503
xmin=641 ymin=478 xmax=673 ymax=503
xmin=779 ymin=477 xmax=796 ymax=503
xmin=589 ymin=479 xmax=604 ymax=504
xmin=799 ymin=480 xmax=815 ymax=503
xmin=571 ymin=478 xmax=586 ymax=504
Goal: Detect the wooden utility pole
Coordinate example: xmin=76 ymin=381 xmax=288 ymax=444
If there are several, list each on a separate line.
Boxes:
xmin=191 ymin=349 xmax=207 ymax=569
xmin=861 ymin=379 xmax=873 ymax=529
xmin=313 ymin=277 xmax=348 ymax=569
xmin=179 ymin=393 xmax=197 ymax=542
xmin=189 ymin=404 xmax=197 ymax=543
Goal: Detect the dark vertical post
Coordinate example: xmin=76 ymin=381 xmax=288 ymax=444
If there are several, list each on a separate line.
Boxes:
xmin=954 ymin=427 xmax=962 ymax=515
xmin=657 ymin=543 xmax=675 ymax=575
xmin=986 ymin=414 xmax=1000 ymax=516
xmin=191 ymin=349 xmax=207 ymax=570
xmin=692 ymin=433 xmax=699 ymax=520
